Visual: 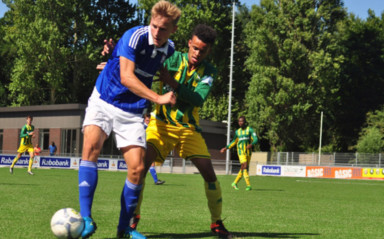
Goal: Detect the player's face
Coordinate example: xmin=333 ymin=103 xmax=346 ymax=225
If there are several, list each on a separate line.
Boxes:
xmin=144 ymin=117 xmax=150 ymax=125
xmin=238 ymin=118 xmax=245 ymax=128
xmin=150 ymin=15 xmax=177 ymax=47
xmin=27 ymin=117 xmax=33 ymax=125
xmin=188 ymin=35 xmax=211 ymax=67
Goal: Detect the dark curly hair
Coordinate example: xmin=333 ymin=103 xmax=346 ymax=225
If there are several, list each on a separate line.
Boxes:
xmin=192 ymin=24 xmax=217 ymax=45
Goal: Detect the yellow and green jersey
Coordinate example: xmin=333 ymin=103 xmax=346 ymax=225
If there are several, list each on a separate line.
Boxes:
xmin=227 ymin=126 xmax=258 ymax=157
xmin=20 ymin=124 xmax=34 ymax=146
xmin=154 ymin=51 xmax=217 ymax=132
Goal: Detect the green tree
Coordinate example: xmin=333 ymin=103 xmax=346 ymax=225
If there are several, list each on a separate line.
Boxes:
xmin=334 ymin=11 xmax=384 ymax=151
xmin=243 ymin=0 xmax=346 ymax=151
xmin=3 ymin=0 xmax=138 ymax=106
xmin=356 ymin=107 xmax=384 ymax=153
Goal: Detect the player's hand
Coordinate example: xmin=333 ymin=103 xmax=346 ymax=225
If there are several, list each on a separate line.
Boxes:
xmin=101 ymin=38 xmax=116 ymax=56
xmin=157 ymin=91 xmax=176 ymax=106
xmin=96 ymin=62 xmax=107 ymax=71
xmin=246 ymin=144 xmax=253 ymax=150
xmin=220 ymin=148 xmax=226 ymax=153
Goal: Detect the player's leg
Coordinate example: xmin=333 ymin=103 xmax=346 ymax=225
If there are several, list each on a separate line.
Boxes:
xmin=117 ymin=145 xmax=146 ymax=239
xmin=191 ymin=158 xmax=232 ymax=238
xmin=149 ymin=161 xmax=162 ymax=184
xmin=27 ymin=149 xmax=34 ymax=175
xmin=10 ymin=150 xmax=23 ymax=173
xmin=131 ymin=144 xmax=158 ymax=229
xmin=79 ymin=125 xmax=107 ymax=238
xmin=243 ymin=155 xmax=251 ymax=190
xmin=232 ymin=167 xmax=242 ymax=190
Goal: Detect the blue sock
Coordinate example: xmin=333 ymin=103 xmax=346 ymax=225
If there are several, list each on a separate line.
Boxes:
xmin=78 ymin=160 xmax=98 ymax=218
xmin=149 ymin=166 xmax=158 ymax=183
xmin=118 ymin=179 xmax=142 ymax=231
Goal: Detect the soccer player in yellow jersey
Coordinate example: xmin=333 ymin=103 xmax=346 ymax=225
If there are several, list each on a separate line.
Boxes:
xmin=132 ymin=24 xmax=232 ymax=238
xmin=100 ymin=24 xmax=231 ymax=238
xmin=10 ymin=115 xmax=36 ymax=175
xmin=221 ymin=116 xmax=258 ymax=191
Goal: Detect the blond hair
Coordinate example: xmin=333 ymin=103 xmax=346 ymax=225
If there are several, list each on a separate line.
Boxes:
xmin=151 ymin=0 xmax=181 ymax=25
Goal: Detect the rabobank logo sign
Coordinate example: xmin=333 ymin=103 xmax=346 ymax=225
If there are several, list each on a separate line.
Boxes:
xmin=262 ymin=166 xmax=281 ymax=175
xmin=40 ymin=157 xmax=70 ymax=168
xmin=117 ymin=160 xmax=127 ymax=170
xmin=0 ymin=155 xmax=30 ymax=166
xmin=97 ymin=159 xmax=109 ymax=169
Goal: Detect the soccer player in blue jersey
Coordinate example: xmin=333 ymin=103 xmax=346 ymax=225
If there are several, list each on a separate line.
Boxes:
xmin=78 ymin=1 xmax=181 ymax=238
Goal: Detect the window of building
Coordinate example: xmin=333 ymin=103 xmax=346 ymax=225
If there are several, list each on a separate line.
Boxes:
xmin=39 ymin=129 xmax=50 ymax=150
xmin=61 ymin=129 xmax=81 ymax=156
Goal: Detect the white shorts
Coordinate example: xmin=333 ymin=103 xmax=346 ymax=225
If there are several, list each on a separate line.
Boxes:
xmin=82 ymin=88 xmax=146 ymax=149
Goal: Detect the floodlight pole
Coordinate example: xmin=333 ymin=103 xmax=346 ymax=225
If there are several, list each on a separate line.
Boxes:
xmin=318 ymin=111 xmax=323 ymax=165
xmin=225 ymin=1 xmax=236 ymax=175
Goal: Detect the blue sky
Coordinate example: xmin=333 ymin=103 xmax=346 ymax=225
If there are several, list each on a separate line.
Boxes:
xmin=0 ymin=1 xmax=383 ymax=19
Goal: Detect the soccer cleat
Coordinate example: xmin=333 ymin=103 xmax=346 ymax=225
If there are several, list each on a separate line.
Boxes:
xmin=81 ymin=217 xmax=97 ymax=238
xmin=130 ymin=214 xmax=141 ymax=230
xmin=10 ymin=167 xmax=13 ymax=174
xmin=155 ymin=180 xmax=165 ymax=185
xmin=246 ymin=186 xmax=252 ymax=191
xmin=27 ymin=171 xmax=34 ymax=175
xmin=231 ymin=182 xmax=239 ymax=190
xmin=211 ymin=220 xmax=232 ymax=238
xmin=117 ymin=227 xmax=146 ymax=239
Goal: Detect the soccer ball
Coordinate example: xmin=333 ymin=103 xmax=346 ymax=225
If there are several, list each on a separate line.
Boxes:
xmin=50 ymin=208 xmax=84 ymax=239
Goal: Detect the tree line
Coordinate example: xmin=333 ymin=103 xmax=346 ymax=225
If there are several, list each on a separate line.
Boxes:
xmin=0 ymin=0 xmax=383 ymax=153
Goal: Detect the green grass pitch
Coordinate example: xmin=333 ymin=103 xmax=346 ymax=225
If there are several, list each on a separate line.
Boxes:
xmin=0 ymin=167 xmax=383 ymax=238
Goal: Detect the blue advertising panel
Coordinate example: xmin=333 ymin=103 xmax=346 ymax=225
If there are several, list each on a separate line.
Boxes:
xmin=97 ymin=159 xmax=109 ymax=170
xmin=0 ymin=155 xmax=30 ymax=166
xmin=40 ymin=157 xmax=71 ymax=168
xmin=261 ymin=165 xmax=281 ymax=175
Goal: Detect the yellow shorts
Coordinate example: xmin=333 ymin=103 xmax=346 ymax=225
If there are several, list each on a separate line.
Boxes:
xmin=238 ymin=154 xmax=251 ymax=164
xmin=146 ymin=118 xmax=210 ymax=163
xmin=17 ymin=144 xmax=34 ymax=154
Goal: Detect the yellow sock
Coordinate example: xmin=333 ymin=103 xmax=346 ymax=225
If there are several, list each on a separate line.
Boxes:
xmin=10 ymin=156 xmax=20 ymax=168
xmin=234 ymin=170 xmax=243 ymax=184
xmin=243 ymin=169 xmax=251 ymax=186
xmin=28 ymin=158 xmax=33 ymax=172
xmin=205 ymin=180 xmax=222 ymax=223
xmin=134 ymin=180 xmax=145 ymax=215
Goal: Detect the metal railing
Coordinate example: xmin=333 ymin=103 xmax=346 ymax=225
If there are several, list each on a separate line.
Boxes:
xmin=269 ymin=152 xmax=382 ymax=168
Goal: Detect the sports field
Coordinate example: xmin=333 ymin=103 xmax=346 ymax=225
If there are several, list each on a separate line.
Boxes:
xmin=0 ymin=167 xmax=382 ymax=238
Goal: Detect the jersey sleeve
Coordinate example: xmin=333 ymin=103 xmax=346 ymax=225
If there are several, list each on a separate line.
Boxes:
xmin=249 ymin=127 xmax=258 ymax=145
xmin=19 ymin=125 xmax=29 ymax=138
xmin=176 ymin=64 xmax=217 ymax=107
xmin=227 ymin=132 xmax=238 ymax=149
xmin=115 ymin=28 xmax=143 ymax=63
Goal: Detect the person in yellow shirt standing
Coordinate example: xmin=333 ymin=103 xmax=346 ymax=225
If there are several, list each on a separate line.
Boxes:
xmin=221 ymin=116 xmax=258 ymax=191
xmin=10 ymin=115 xmax=36 ymax=175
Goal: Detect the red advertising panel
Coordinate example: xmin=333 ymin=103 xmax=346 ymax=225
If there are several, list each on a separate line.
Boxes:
xmin=306 ymin=166 xmax=362 ymax=179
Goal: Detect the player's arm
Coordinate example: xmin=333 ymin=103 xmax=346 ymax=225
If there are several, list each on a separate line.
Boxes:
xmin=220 ymin=133 xmax=238 ymax=153
xmin=247 ymin=127 xmax=258 ymax=149
xmin=176 ymin=77 xmax=212 ymax=107
xmin=120 ymin=56 xmax=176 ymax=106
xmin=19 ymin=125 xmax=29 ymax=138
xmin=160 ymin=70 xmax=213 ymax=107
